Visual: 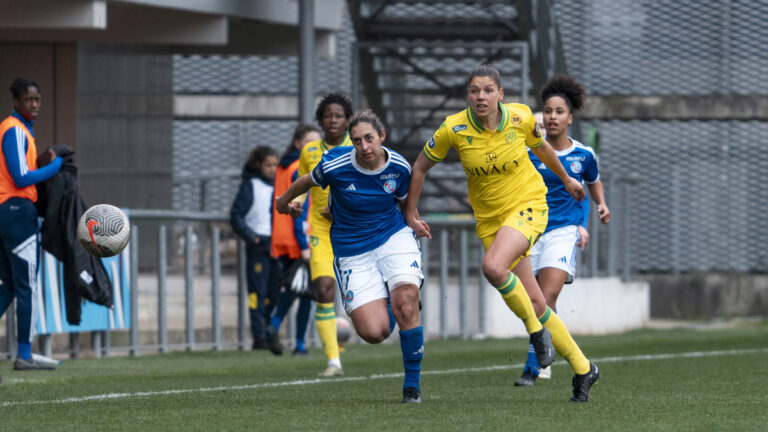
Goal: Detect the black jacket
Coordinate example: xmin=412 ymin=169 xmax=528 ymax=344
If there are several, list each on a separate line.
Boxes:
xmin=36 ymin=145 xmax=113 ymax=325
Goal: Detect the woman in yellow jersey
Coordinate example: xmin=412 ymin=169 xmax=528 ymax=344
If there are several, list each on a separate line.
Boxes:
xmin=404 ymin=63 xmax=600 ymax=402
xmin=297 ymin=93 xmax=353 ymax=377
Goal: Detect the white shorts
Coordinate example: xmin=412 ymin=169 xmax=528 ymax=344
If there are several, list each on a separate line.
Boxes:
xmin=529 ymin=225 xmax=580 ymax=283
xmin=334 ymin=226 xmax=423 ymax=315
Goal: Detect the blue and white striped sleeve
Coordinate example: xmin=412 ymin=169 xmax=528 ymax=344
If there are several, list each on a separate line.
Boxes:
xmin=1 ymin=127 xmax=62 ymax=187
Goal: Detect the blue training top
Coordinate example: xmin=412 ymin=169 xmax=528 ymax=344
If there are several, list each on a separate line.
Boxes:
xmin=528 ymin=138 xmax=598 ymax=232
xmin=311 ymin=145 xmax=411 ymax=257
xmin=1 ymin=110 xmax=62 ymax=188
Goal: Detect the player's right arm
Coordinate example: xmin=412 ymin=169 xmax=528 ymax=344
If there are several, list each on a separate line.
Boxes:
xmin=404 ymin=122 xmax=452 ymax=239
xmin=276 ymin=173 xmax=315 ymax=218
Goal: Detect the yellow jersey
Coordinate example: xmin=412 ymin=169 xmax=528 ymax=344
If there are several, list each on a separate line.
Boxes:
xmin=422 ymin=102 xmax=547 ymax=223
xmin=298 ymin=133 xmax=352 ymax=233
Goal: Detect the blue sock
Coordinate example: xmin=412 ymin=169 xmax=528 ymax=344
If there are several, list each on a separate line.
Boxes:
xmin=295 ymin=298 xmax=312 ymax=342
xmin=387 ymin=298 xmax=396 ymax=333
xmin=295 ymin=339 xmax=306 ymax=352
xmin=399 ymin=326 xmax=423 ymax=391
xmin=18 ymin=342 xmax=31 ymax=360
xmin=524 ymin=343 xmax=541 ymax=376
xmin=270 ymin=315 xmax=283 ymax=332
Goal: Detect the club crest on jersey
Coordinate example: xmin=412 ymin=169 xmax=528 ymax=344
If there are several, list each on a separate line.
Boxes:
xmin=570 ymin=160 xmax=582 ymax=173
xmin=510 ymin=114 xmax=521 ymax=125
xmin=383 ymin=179 xmax=396 ymax=193
xmin=485 ymin=152 xmax=497 ymax=163
xmin=427 ymin=137 xmax=436 ymax=148
xmin=452 ymin=124 xmax=467 ymax=133
xmin=505 ymin=131 xmax=516 ymax=144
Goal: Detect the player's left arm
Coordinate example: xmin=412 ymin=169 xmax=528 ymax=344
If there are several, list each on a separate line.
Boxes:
xmin=530 ymin=141 xmax=584 ymax=201
xmin=586 ymin=181 xmax=610 ymax=223
xmin=582 ymin=152 xmax=609 ymax=223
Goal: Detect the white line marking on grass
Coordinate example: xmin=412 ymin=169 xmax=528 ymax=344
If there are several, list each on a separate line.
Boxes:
xmin=2 ymin=347 xmax=766 ymax=408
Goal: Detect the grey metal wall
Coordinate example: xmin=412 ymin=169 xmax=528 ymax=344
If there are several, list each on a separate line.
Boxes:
xmin=172 ymin=7 xmax=356 ymax=213
xmin=172 ymin=1 xmax=768 ymax=273
xmin=554 ymin=0 xmax=768 ymax=273
xmin=554 ymin=0 xmax=768 ymax=96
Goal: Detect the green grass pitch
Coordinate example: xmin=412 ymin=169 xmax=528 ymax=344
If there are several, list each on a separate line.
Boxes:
xmin=1 ymin=322 xmax=767 ymax=431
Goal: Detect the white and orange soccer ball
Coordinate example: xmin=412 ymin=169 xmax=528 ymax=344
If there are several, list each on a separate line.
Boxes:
xmin=77 ymin=204 xmax=131 ymax=257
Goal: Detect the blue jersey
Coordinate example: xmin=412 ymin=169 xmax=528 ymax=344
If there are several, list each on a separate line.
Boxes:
xmin=528 ymin=139 xmax=598 ymax=232
xmin=311 ymin=145 xmax=411 ymax=257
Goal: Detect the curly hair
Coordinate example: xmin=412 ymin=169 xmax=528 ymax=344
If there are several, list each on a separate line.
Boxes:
xmin=10 ymin=77 xmax=40 ymax=99
xmin=314 ymin=93 xmax=354 ymax=125
xmin=540 ymin=75 xmax=585 ymax=113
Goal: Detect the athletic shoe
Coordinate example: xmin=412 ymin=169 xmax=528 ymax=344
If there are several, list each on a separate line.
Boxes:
xmin=571 ymin=362 xmax=600 ymax=402
xmin=266 ymin=325 xmax=283 ymax=356
xmin=292 ymin=348 xmax=308 ymax=356
xmin=318 ymin=365 xmax=344 ymax=377
xmin=514 ymin=370 xmax=537 ymax=387
xmin=538 ymin=365 xmax=552 ymax=379
xmin=401 ymin=387 xmax=422 ymax=404
xmin=252 ymin=337 xmax=268 ymax=350
xmin=14 ymin=357 xmax=56 ymax=371
xmin=529 ymin=327 xmax=555 ymax=368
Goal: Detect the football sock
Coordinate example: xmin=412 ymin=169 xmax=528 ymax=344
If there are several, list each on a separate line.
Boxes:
xmin=270 ymin=315 xmax=283 ymax=332
xmin=18 ymin=342 xmax=31 ymax=360
xmin=387 ymin=298 xmax=397 ymax=334
xmin=538 ymin=306 xmax=590 ymax=374
xmin=399 ymin=326 xmax=424 ymax=390
xmin=494 ymin=272 xmax=543 ymax=334
xmin=315 ymin=302 xmax=341 ymax=365
xmin=524 ymin=343 xmax=540 ymax=375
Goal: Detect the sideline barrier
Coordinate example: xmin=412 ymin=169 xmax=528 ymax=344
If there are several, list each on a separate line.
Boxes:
xmin=35 ymin=247 xmax=131 ymax=335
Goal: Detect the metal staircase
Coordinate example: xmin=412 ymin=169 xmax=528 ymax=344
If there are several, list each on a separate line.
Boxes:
xmin=348 ymin=0 xmax=566 ymax=213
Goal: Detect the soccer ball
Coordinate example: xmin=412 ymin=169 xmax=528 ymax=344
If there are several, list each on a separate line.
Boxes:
xmin=336 ymin=316 xmax=352 ymax=344
xmin=77 ymin=204 xmax=130 ymax=257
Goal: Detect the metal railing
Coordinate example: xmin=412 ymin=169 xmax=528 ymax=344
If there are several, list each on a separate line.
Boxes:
xmin=1 ymin=183 xmax=637 ymax=358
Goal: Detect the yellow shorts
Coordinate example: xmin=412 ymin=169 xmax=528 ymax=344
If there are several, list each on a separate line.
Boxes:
xmin=478 ymin=202 xmax=548 ymax=269
xmin=309 ymin=228 xmax=335 ymax=280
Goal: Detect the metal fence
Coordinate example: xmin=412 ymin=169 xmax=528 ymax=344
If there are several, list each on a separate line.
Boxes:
xmin=2 ymin=203 xmax=635 ymax=358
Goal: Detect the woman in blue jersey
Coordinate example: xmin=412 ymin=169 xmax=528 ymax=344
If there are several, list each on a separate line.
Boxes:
xmin=514 ymin=75 xmax=611 ymax=386
xmin=276 ymin=110 xmax=424 ymax=404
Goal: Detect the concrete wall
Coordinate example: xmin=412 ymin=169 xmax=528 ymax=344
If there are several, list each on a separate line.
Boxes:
xmin=646 ymin=273 xmax=768 ymax=319
xmin=422 ymin=276 xmax=650 ymax=339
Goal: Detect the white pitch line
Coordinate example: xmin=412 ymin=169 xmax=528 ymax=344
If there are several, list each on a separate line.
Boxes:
xmin=1 ymin=347 xmax=766 ymax=408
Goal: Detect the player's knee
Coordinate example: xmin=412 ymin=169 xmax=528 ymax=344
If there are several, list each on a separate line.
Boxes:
xmin=312 ymin=278 xmax=334 ymax=302
xmin=481 ymin=257 xmax=507 ymax=286
xmin=358 ymin=328 xmax=389 ymax=344
xmin=392 ymin=300 xmax=417 ymax=323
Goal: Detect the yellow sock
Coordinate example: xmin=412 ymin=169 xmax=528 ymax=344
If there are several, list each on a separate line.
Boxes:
xmin=315 ymin=302 xmax=340 ymax=363
xmin=538 ymin=306 xmax=590 ymax=374
xmin=494 ymin=273 xmax=543 ymax=334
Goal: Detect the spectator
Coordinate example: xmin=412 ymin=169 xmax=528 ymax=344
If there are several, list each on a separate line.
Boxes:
xmin=0 ymin=77 xmax=62 ymax=371
xmin=230 ymin=146 xmax=280 ymax=350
